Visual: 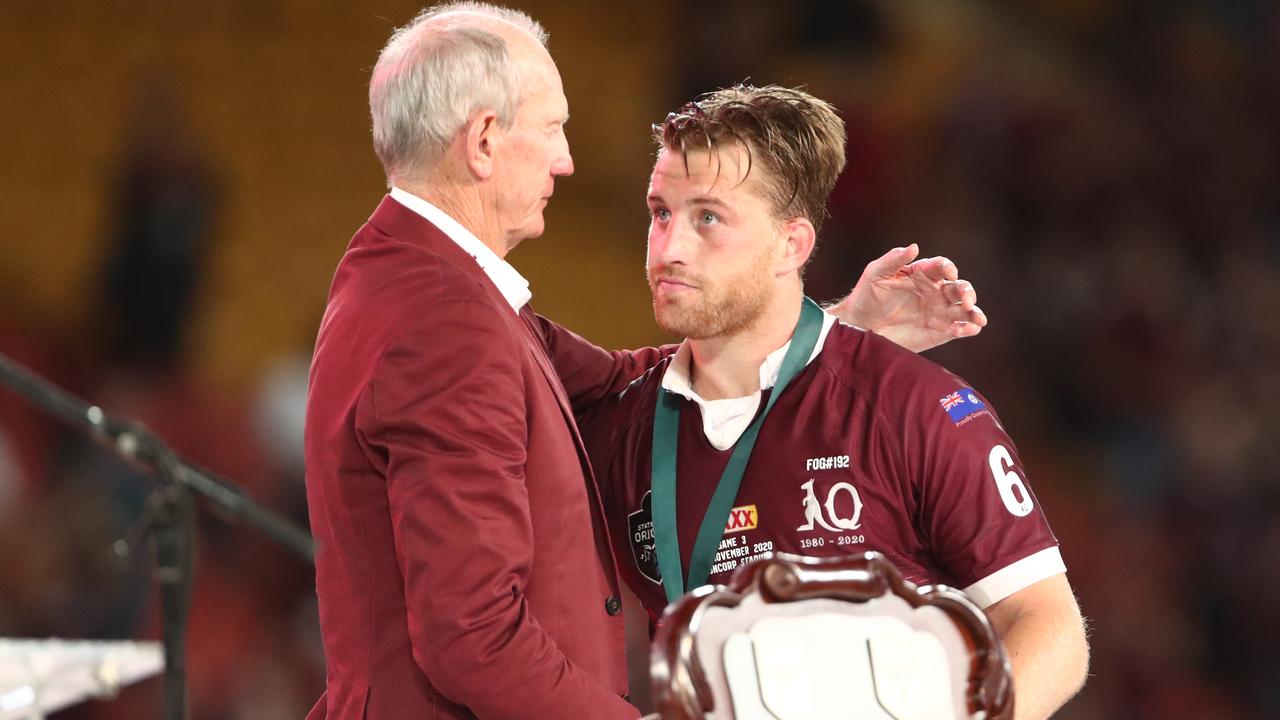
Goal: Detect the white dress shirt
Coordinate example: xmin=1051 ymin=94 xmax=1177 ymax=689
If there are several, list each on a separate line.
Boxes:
xmin=389 ymin=186 xmax=532 ymax=313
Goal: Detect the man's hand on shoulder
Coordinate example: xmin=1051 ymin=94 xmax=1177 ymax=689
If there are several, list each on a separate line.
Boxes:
xmin=829 ymin=243 xmax=988 ymax=353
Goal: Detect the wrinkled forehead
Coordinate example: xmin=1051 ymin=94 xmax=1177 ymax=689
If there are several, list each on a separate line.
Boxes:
xmin=513 ymin=68 xmax=567 ymax=127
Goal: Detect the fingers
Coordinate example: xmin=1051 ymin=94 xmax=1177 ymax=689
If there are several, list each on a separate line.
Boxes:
xmin=941 ymin=279 xmax=978 ymax=309
xmin=898 ymin=243 xmax=920 ymax=264
xmin=948 ymin=320 xmax=984 ymax=338
xmin=937 ymin=299 xmax=987 ymax=328
xmin=969 ymin=305 xmax=987 ymax=327
xmin=946 ymin=305 xmax=987 ymax=337
xmin=862 ymin=243 xmax=920 ymax=279
xmin=905 ymin=255 xmax=959 ymax=283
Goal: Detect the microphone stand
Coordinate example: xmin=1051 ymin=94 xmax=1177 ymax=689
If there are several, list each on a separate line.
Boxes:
xmin=0 ymin=352 xmax=314 ymax=720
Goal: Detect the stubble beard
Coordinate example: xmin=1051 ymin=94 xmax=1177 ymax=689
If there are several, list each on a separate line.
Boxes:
xmin=649 ymin=247 xmax=776 ymax=340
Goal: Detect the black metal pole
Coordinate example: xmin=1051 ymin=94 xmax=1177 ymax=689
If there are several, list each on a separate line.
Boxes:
xmin=150 ymin=482 xmax=193 ymax=720
xmin=0 ymin=352 xmax=313 ymax=560
xmin=0 ymin=351 xmax=314 ymax=720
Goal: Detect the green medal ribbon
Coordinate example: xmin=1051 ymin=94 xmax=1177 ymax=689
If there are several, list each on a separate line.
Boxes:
xmin=651 ymin=297 xmax=824 ymax=604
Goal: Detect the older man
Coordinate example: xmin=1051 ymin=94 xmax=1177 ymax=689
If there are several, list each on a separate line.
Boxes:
xmin=575 ymin=86 xmax=1090 ymax=719
xmin=304 ymin=4 xmax=986 ymax=719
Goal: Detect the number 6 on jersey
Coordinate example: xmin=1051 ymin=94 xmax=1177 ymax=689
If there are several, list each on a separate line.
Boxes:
xmin=989 ymin=444 xmax=1034 ymax=517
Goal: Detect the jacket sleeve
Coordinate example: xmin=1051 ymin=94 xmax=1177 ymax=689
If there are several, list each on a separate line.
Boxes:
xmin=358 ymin=298 xmax=639 ymax=719
xmin=528 ymin=310 xmax=675 ymax=415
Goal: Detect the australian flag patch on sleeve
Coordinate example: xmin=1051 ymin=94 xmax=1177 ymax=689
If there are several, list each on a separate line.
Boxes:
xmin=939 ymin=388 xmax=989 ymax=426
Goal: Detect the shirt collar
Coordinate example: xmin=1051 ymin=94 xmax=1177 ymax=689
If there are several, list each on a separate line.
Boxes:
xmin=389 ymin=186 xmax=532 ymax=313
xmin=660 ymin=310 xmax=839 ymax=403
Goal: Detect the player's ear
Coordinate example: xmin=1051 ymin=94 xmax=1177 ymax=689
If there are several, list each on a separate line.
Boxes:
xmin=777 ymin=217 xmax=816 ymax=276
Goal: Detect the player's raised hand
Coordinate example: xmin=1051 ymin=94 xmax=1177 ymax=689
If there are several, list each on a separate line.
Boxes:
xmin=828 ymin=243 xmax=988 ymax=353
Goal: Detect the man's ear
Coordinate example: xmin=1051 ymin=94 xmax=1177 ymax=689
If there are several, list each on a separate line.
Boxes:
xmin=464 ymin=110 xmax=501 ymax=179
xmin=777 ymin=217 xmax=817 ymax=276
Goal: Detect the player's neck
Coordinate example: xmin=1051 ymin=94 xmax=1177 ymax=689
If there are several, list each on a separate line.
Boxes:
xmin=688 ymin=291 xmax=804 ymax=401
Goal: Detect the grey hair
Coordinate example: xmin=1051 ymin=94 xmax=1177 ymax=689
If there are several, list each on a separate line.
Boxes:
xmin=369 ymin=3 xmax=549 ymax=184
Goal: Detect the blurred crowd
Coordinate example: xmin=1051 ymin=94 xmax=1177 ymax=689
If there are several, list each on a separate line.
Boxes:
xmin=1 ymin=1 xmax=1277 ymax=718
xmin=727 ymin=1 xmax=1279 ymax=717
xmin=0 ymin=80 xmax=322 ymax=717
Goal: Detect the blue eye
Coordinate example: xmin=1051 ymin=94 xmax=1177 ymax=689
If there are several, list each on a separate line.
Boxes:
xmin=700 ymin=211 xmax=720 ymax=225
xmin=652 ymin=208 xmax=671 ymax=221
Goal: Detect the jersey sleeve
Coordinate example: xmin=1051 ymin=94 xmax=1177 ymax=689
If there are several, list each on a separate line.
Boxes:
xmin=527 ymin=310 xmax=675 ymax=416
xmin=900 ymin=370 xmax=1066 ymax=608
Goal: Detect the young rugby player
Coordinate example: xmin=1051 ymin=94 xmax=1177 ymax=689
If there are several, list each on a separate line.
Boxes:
xmin=573 ymin=85 xmax=1089 ymax=720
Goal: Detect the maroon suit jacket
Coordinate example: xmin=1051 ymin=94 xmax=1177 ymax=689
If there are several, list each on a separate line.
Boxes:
xmin=305 ymin=196 xmax=658 ymax=719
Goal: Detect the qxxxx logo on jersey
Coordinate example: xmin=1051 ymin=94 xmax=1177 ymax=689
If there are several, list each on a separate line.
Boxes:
xmin=627 ymin=492 xmax=759 ymax=585
xmin=724 ymin=504 xmax=758 ymax=532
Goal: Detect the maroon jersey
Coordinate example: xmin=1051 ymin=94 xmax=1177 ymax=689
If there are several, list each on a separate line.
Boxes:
xmin=579 ymin=319 xmax=1064 ymax=621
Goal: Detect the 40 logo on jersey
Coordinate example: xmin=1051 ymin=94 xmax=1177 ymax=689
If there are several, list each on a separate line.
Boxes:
xmin=796 ymin=478 xmax=864 ymax=532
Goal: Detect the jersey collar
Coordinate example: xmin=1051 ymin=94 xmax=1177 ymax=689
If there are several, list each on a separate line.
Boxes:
xmin=660 ymin=310 xmax=839 ymax=450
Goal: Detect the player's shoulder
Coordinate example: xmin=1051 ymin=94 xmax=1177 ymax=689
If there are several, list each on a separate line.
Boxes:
xmin=613 ymin=355 xmax=672 ymax=418
xmin=816 ymin=321 xmax=994 ymax=426
xmin=817 ymin=321 xmax=960 ymax=392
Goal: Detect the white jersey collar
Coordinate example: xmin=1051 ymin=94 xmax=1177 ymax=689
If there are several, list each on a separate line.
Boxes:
xmin=390 ymin=186 xmax=532 ymax=313
xmin=660 ymin=310 xmax=838 ymax=450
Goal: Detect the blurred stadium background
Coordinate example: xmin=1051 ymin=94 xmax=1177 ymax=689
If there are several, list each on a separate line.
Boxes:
xmin=1 ymin=0 xmax=1277 ymax=717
